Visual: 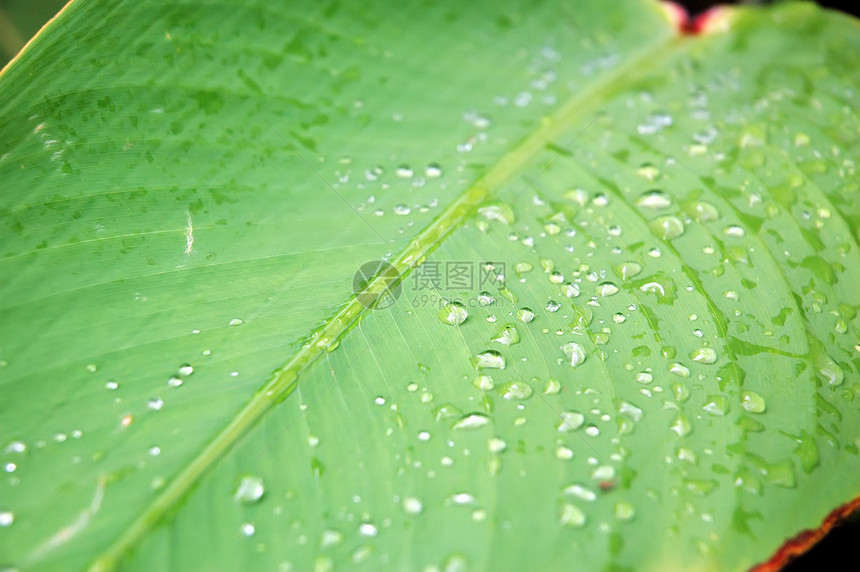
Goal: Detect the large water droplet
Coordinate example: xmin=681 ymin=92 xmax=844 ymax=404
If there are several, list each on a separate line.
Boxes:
xmin=498 ymin=380 xmax=533 ymax=400
xmin=650 ymin=216 xmax=685 ymax=239
xmin=561 ymin=342 xmax=587 ymax=367
xmin=439 ymin=301 xmax=468 ymax=326
xmin=475 ymin=350 xmax=505 ymax=369
xmin=557 ymin=411 xmax=585 ymax=432
xmin=491 ymin=323 xmax=520 ymax=346
xmin=635 ymin=190 xmax=672 ymax=210
xmin=690 ymin=347 xmax=717 ymax=364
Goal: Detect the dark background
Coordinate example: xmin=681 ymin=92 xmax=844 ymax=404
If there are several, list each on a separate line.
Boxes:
xmin=0 ymin=0 xmax=857 ymax=569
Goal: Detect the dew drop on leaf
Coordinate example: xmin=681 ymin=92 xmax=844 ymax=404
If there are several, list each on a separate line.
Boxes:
xmin=556 ymin=411 xmax=585 ymax=432
xmin=234 ymin=476 xmax=265 ymax=504
xmin=561 ymin=342 xmax=586 ymax=367
xmin=452 ymin=413 xmax=490 ymax=431
xmin=475 ymin=350 xmax=505 ymax=369
xmin=439 ymin=301 xmax=468 ymax=326
xmin=690 ymin=347 xmax=717 ymax=364
xmin=649 ymin=215 xmax=685 ymax=239
xmin=741 ymin=391 xmax=767 ymax=413
xmin=498 ymin=380 xmax=533 ymax=400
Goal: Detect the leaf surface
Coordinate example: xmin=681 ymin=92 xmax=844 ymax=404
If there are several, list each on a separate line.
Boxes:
xmin=0 ymin=1 xmax=858 ymax=570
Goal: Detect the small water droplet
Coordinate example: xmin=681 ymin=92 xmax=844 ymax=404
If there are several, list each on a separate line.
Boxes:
xmin=690 ymin=347 xmax=717 ymax=364
xmin=544 ymin=378 xmax=561 ymax=394
xmin=597 ymin=282 xmax=619 ymax=297
xmin=395 ymin=165 xmax=413 ymax=178
xmin=403 ymin=497 xmax=423 ymax=515
xmin=669 ymin=362 xmax=690 ymax=378
xmin=167 ymin=376 xmax=183 ymax=387
xmin=147 ymin=397 xmax=164 ymax=411
xmin=477 ymin=291 xmax=495 ymax=306
xmin=559 ymin=503 xmax=586 ymax=527
xmin=178 ymin=364 xmax=194 ymax=376
xmin=241 ymin=522 xmax=256 ymax=536
xmin=0 ymin=511 xmax=14 ymax=527
xmin=516 ymin=307 xmax=535 ymax=324
xmin=359 ymin=522 xmax=378 ymax=537
xmin=105 ymin=381 xmax=119 ymax=390
xmin=235 ymin=476 xmax=265 ymax=504
xmin=453 ymin=413 xmax=490 ymax=430
xmin=723 ymin=225 xmax=745 ymax=238
xmin=473 ymin=375 xmax=495 ymax=391
xmin=229 ymin=318 xmax=244 ymax=326
xmin=702 ymin=395 xmax=729 ymax=416
xmin=741 ymin=391 xmax=766 ymax=413
xmin=615 ymin=501 xmax=635 ymax=521
xmin=670 ymin=413 xmax=692 ymax=436
xmin=425 ymin=163 xmax=443 ymax=178
xmin=562 ymin=282 xmax=581 ymax=298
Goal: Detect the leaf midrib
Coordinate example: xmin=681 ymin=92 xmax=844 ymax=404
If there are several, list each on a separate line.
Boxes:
xmin=89 ymin=24 xmax=689 ymax=571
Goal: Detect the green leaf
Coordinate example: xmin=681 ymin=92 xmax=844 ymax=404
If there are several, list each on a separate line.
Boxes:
xmin=1 ymin=1 xmax=859 ymax=570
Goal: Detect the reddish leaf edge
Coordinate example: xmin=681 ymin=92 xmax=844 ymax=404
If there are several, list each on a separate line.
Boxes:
xmin=661 ymin=1 xmax=732 ymax=35
xmin=750 ymin=496 xmax=860 ymax=572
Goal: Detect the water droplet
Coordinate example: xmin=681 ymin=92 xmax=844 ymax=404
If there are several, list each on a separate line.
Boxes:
xmin=614 ymin=261 xmax=642 ymax=280
xmin=241 ymin=522 xmax=256 ymax=536
xmin=615 ymin=501 xmax=635 ymax=521
xmin=636 ymin=372 xmax=653 ymax=384
xmin=636 ymin=163 xmax=660 ymax=181
xmin=439 ymin=301 xmax=468 ymax=326
xmin=473 ymin=375 xmax=495 ymax=391
xmin=359 ymin=522 xmax=378 ymax=537
xmin=702 ymin=395 xmax=729 ymax=416
xmin=556 ymin=446 xmax=574 ymax=460
xmin=559 ymin=503 xmax=586 ymax=527
xmin=690 ymin=347 xmax=717 ymax=364
xmin=669 ymin=362 xmax=690 ymax=378
xmin=178 ymin=364 xmax=194 ymax=376
xmin=723 ymin=225 xmax=745 ymax=238
xmin=105 ymin=381 xmax=119 ymax=390
xmin=687 ymin=201 xmax=719 ymax=222
xmin=650 ymin=216 xmax=685 ymax=239
xmin=477 ymin=291 xmax=495 ymax=306
xmin=516 ymin=307 xmax=535 ymax=324
xmin=425 ymin=163 xmax=443 ymax=178
xmin=741 ymin=391 xmax=766 ymax=413
xmin=234 ymin=476 xmax=265 ymax=504
xmin=453 ymin=413 xmax=490 ymax=430
xmin=562 ymin=283 xmax=581 ymax=298
xmin=618 ymin=401 xmax=643 ymax=422
xmin=148 ymin=446 xmax=161 ymax=456
xmin=147 ymin=397 xmax=164 ymax=411
xmin=491 ymin=323 xmax=520 ymax=346
xmin=561 ymin=342 xmax=586 ymax=367
xmin=475 ymin=350 xmax=505 ymax=370
xmin=498 ymin=380 xmax=533 ymax=400
xmin=563 ymin=483 xmax=596 ymax=501
xmin=395 ymin=165 xmax=413 ymax=178
xmin=544 ymin=378 xmax=561 ymax=394
xmin=321 ymin=529 xmax=344 ymax=548
xmin=593 ymin=282 xmax=620 ymax=299
xmin=549 ymin=271 xmax=565 ymax=284
xmin=167 ymin=376 xmax=183 ymax=387
xmin=557 ymin=411 xmax=585 ymax=432
xmin=477 ymin=204 xmax=515 ymax=224
xmin=229 ymin=318 xmax=244 ymax=326
xmin=670 ymin=413 xmax=692 ymax=436
xmin=591 ymin=465 xmax=616 ymax=480
xmin=403 ymin=497 xmax=423 ymax=515
xmin=394 ymin=204 xmax=411 ymax=215
xmin=449 ymin=493 xmax=476 ymax=505
xmin=488 ymin=437 xmax=507 ymax=453
xmin=0 ymin=511 xmax=14 ymax=527
xmin=635 ymin=190 xmax=672 ymax=209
